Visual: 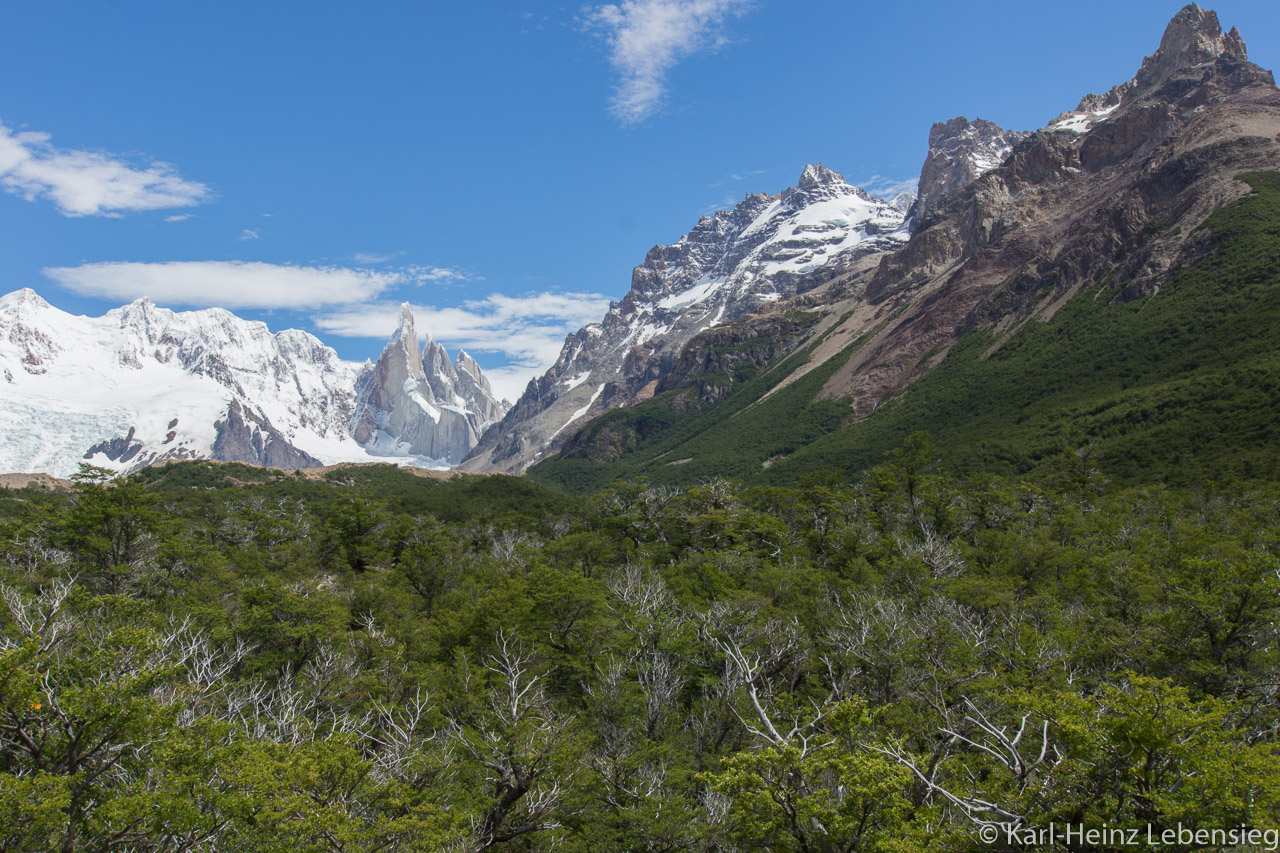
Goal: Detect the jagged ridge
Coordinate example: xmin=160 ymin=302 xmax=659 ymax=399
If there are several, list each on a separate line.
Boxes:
xmin=350 ymin=303 xmax=509 ymax=466
xmin=461 ymin=164 xmax=914 ymax=474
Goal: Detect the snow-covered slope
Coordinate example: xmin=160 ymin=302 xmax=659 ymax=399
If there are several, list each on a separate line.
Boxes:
xmin=0 ymin=290 xmax=507 ymax=477
xmin=350 ymin=304 xmax=509 ymax=466
xmin=461 ymin=164 xmax=911 ymax=474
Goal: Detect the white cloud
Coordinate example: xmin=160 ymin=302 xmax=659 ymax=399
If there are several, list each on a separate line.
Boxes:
xmin=583 ymin=0 xmax=751 ymax=125
xmin=43 ymin=261 xmax=401 ymax=310
xmin=165 ymin=214 xmax=193 ymax=223
xmin=314 ymin=291 xmax=613 ymax=401
xmin=239 ymin=228 xmax=260 ymax=241
xmin=0 ymin=119 xmax=209 ymax=217
xmin=858 ymin=174 xmax=918 ymax=200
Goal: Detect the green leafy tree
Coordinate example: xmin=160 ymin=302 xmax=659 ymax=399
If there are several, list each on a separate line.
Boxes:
xmin=707 ymin=701 xmax=916 ymax=852
xmin=59 ymin=465 xmax=164 ymax=593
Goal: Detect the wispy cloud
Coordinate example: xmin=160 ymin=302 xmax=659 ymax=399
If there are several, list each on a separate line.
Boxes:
xmin=165 ymin=214 xmax=193 ymax=223
xmin=238 ymin=228 xmax=260 ymax=241
xmin=43 ymin=261 xmax=401 ymax=310
xmin=315 ymin=291 xmax=613 ymax=401
xmin=351 ymin=251 xmax=405 ymax=265
xmin=582 ymin=0 xmax=752 ymax=126
xmin=700 ymin=193 xmax=740 ymax=216
xmin=0 ymin=119 xmax=209 ymax=217
xmin=858 ymin=174 xmax=918 ymax=200
xmin=406 ymin=265 xmax=473 ymax=284
xmin=710 ymin=168 xmax=766 ymax=188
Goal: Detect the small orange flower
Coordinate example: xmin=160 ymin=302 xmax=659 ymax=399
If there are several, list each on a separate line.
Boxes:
xmin=30 ymin=701 xmax=41 ymax=711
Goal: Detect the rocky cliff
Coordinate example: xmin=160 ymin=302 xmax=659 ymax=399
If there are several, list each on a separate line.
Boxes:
xmin=910 ymin=117 xmax=1029 ymax=223
xmin=822 ymin=3 xmax=1279 ymax=418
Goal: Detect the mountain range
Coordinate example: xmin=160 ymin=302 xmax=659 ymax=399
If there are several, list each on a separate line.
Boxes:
xmin=2 ymin=4 xmax=1277 ymax=488
xmin=521 ymin=3 xmax=1280 ymax=490
xmin=0 ymin=292 xmax=507 ymax=478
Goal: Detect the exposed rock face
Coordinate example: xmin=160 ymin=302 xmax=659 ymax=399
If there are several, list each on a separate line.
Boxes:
xmin=212 ymin=400 xmax=323 ymax=469
xmin=911 ymin=117 xmax=1029 ymax=223
xmin=461 ymin=165 xmax=912 ymax=474
xmin=84 ymin=427 xmax=145 ymax=465
xmin=818 ymin=3 xmax=1280 ymax=418
xmin=454 ymin=350 xmax=506 ymax=426
xmin=1046 ymin=3 xmax=1269 ymax=134
xmin=1136 ymin=3 xmax=1248 ymax=92
xmin=350 ymin=304 xmax=510 ymax=465
xmin=656 ymin=310 xmax=822 ymax=398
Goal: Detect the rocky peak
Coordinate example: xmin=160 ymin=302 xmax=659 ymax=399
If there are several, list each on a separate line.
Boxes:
xmin=782 ymin=163 xmax=871 ymax=207
xmin=393 ymin=302 xmax=423 ymax=372
xmin=394 ymin=301 xmax=415 ymax=339
xmin=117 ymin=296 xmax=159 ymax=320
xmin=357 ymin=303 xmax=421 ymax=419
xmin=463 ymin=160 xmax=913 ymax=474
xmin=1050 ymin=5 xmax=1268 ymax=133
xmin=420 ymin=336 xmax=460 ymax=400
xmin=911 ymin=116 xmax=1028 ymax=223
xmin=0 ymin=287 xmax=62 ymax=374
xmin=455 ymin=349 xmax=480 ymax=380
xmin=888 ymin=191 xmax=917 ymax=215
xmin=797 ymin=163 xmax=844 ymax=189
xmin=349 ymin=304 xmax=509 ymax=464
xmin=1136 ymin=4 xmax=1247 ymax=90
xmin=454 ymin=349 xmax=497 ymax=399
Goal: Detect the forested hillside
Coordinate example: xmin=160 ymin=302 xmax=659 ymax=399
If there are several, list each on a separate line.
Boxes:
xmin=2 ymin=455 xmax=1277 ymax=850
xmin=529 ymin=172 xmax=1280 ymax=494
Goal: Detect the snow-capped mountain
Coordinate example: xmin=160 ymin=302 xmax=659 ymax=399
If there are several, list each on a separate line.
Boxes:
xmin=0 ymin=290 xmax=507 ymax=477
xmin=464 ymin=4 xmax=1279 ymax=479
xmin=350 ymin=303 xmax=509 ymax=465
xmin=461 ymin=164 xmax=912 ymax=474
xmin=520 ymin=4 xmax=1280 ymax=492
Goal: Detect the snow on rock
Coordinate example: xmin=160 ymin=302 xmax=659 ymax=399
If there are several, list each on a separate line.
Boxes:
xmin=0 ymin=290 xmax=510 ymax=477
xmin=349 ymin=303 xmax=510 ymax=466
xmin=911 ymin=117 xmax=1029 ymax=223
xmin=0 ymin=288 xmax=371 ymax=477
xmin=462 ymin=164 xmax=910 ymax=474
xmin=1046 ymin=101 xmax=1120 ymax=134
xmin=547 ymin=383 xmax=605 ymax=442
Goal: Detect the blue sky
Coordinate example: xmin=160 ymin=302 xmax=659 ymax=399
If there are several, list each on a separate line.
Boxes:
xmin=2 ymin=0 xmax=1278 ymax=400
